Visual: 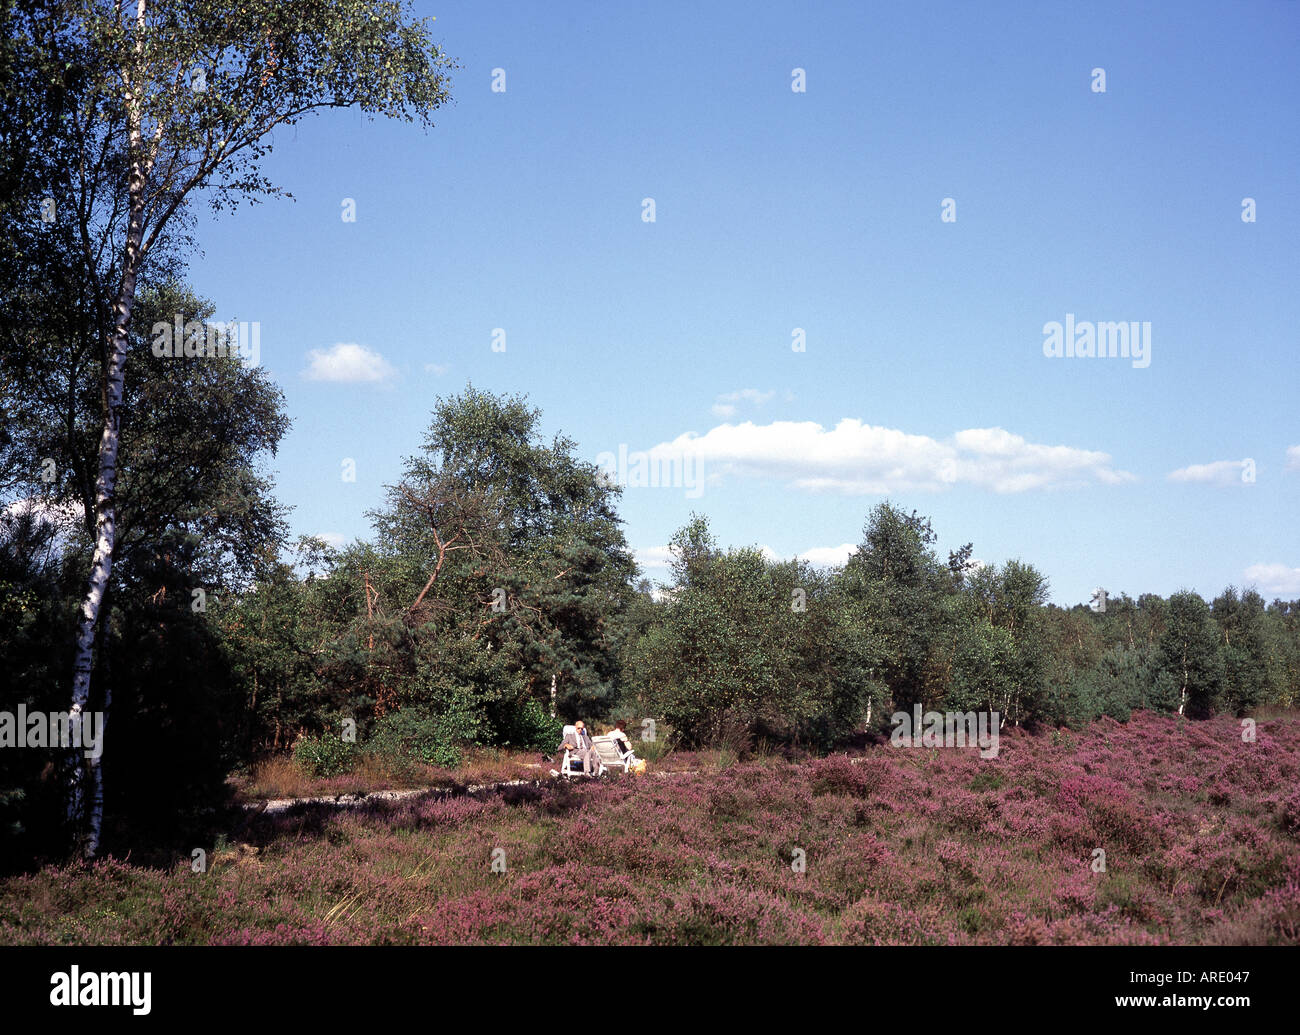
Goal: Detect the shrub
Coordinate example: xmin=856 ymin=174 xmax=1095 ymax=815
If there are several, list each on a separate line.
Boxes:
xmin=490 ymin=699 xmax=562 ymax=752
xmin=808 ymin=755 xmax=879 ymax=797
xmin=292 ymin=734 xmax=358 ymax=778
xmin=365 ymin=707 xmax=463 ymax=771
xmin=969 ymin=769 xmax=1004 ymax=792
xmin=1279 ymin=786 xmax=1300 ymax=835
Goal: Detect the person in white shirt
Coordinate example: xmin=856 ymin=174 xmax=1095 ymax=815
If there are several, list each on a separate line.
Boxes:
xmin=607 ymin=719 xmax=635 ymax=760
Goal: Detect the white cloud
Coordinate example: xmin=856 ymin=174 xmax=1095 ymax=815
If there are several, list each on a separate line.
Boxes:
xmin=798 ymin=543 xmax=859 ymax=567
xmin=316 ymin=532 xmax=347 ymax=549
xmin=638 ymin=541 xmax=860 ymax=572
xmin=711 ymin=388 xmax=775 ymax=418
xmin=425 ymin=362 xmax=449 ymax=376
xmin=1286 ymin=445 xmax=1300 ymax=471
xmin=1244 ymin=563 xmax=1300 ymax=596
xmin=633 ymin=546 xmax=675 ymax=570
xmin=303 ymin=343 xmax=396 ymax=383
xmin=642 ymin=419 xmax=1135 ymax=494
xmin=630 ymin=549 xmax=677 ymax=602
xmin=1167 ymin=459 xmax=1253 ymax=486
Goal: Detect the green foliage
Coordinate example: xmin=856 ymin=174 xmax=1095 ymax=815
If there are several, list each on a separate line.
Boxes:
xmin=1213 ymin=587 xmax=1284 ymax=714
xmin=1 ymin=280 xmax=290 ymax=856
xmin=2 ymin=0 xmax=459 ymax=858
xmin=941 ymin=605 xmax=1017 ymax=715
xmin=220 ymin=387 xmax=633 ymax=766
xmin=365 ymin=708 xmax=462 ymax=772
xmin=626 ymin=516 xmax=884 ymax=750
xmin=363 ymin=696 xmax=562 ymax=772
xmin=491 ymin=699 xmax=563 ymax=752
xmin=840 ymin=503 xmax=948 ymax=714
xmin=293 ymin=734 xmax=359 ymax=778
xmin=1160 ymin=591 xmax=1226 ymax=718
xmin=969 ymin=769 xmax=1004 ymax=792
xmin=618 ymin=501 xmax=1300 ymax=751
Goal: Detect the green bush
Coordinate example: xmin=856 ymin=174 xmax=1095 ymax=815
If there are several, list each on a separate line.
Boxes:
xmin=491 ymin=699 xmax=562 ymax=751
xmin=366 ymin=707 xmax=464 ymax=771
xmin=292 ymin=734 xmax=358 ymax=777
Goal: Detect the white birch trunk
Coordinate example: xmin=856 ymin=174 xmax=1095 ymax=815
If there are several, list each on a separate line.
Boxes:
xmin=86 ymin=617 xmax=113 ymax=853
xmin=1177 ymin=646 xmax=1189 ymax=717
xmin=67 ymin=260 xmax=139 ymax=857
xmin=67 ymin=7 xmax=149 ymax=857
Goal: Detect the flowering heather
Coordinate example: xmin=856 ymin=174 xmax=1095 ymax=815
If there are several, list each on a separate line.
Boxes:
xmin=1 ymin=712 xmax=1297 ymax=945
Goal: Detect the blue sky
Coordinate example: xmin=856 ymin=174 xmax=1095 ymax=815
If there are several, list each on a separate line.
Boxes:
xmin=185 ymin=0 xmax=1299 ymax=605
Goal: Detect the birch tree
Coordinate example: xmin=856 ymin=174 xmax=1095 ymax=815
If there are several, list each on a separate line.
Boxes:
xmin=1160 ymin=591 xmax=1224 ymax=718
xmin=42 ymin=0 xmax=455 ymax=857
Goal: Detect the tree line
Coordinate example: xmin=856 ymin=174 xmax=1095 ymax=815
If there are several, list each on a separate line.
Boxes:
xmin=6 ymin=371 xmax=1299 ymax=867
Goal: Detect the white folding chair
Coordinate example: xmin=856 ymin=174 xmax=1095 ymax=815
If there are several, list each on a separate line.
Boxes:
xmin=590 ymin=735 xmax=632 ymax=775
xmin=559 ymin=725 xmax=603 ymax=778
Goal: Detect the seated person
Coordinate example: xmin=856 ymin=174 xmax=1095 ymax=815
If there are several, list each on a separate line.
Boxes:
xmin=558 ymin=720 xmax=599 ymax=776
xmin=606 ymin=719 xmax=636 ymax=761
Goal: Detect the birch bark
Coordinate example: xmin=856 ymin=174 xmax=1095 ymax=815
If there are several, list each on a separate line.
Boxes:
xmin=67 ymin=0 xmax=150 ymax=858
